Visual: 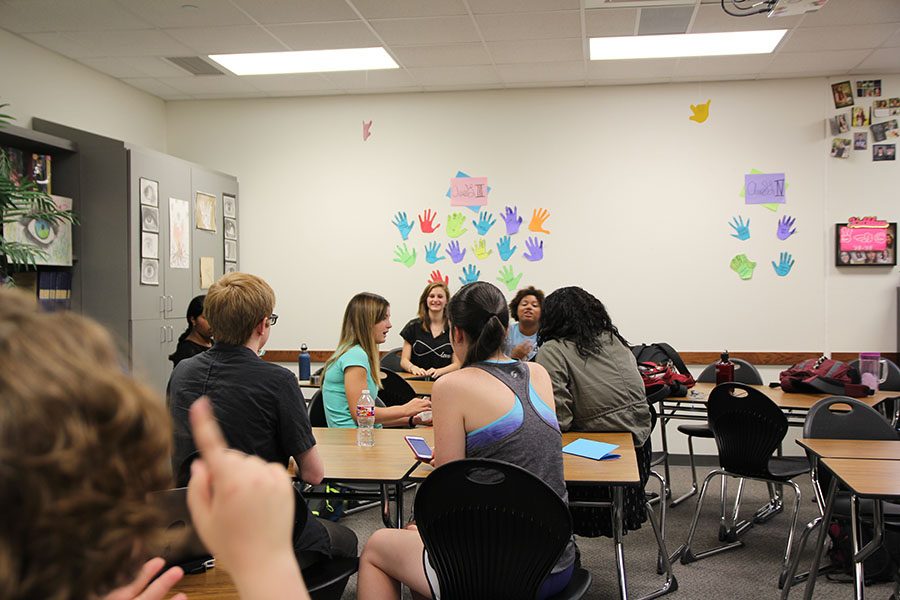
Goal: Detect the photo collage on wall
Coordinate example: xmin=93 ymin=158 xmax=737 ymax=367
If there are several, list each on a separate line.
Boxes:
xmin=828 ymin=79 xmax=898 ymax=161
xmin=223 ymin=193 xmax=238 ymax=273
xmin=139 ymin=177 xmax=159 ymax=285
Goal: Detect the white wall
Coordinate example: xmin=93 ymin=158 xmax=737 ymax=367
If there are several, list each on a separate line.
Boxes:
xmin=166 ymin=76 xmax=899 ymax=357
xmin=0 ymin=29 xmax=166 ymax=151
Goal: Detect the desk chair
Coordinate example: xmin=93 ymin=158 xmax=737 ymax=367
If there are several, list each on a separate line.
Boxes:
xmin=780 ymin=396 xmax=900 ymax=598
xmin=380 ymin=347 xmax=403 ymax=372
xmin=672 ymin=359 xmax=764 ymax=508
xmin=378 ymin=368 xmax=417 ymax=406
xmin=681 ymin=383 xmax=809 ymax=588
xmin=415 ymin=458 xmax=592 ymax=599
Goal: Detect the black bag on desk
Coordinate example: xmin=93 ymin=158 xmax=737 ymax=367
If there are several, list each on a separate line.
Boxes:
xmin=631 ymin=342 xmax=694 ymax=397
xmin=827 ymin=518 xmax=900 ymax=584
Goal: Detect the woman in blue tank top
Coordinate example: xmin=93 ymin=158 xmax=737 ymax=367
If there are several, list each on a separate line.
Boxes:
xmin=358 ymin=282 xmax=577 ymax=600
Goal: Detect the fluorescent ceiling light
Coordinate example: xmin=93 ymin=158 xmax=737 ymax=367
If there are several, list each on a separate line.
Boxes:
xmin=208 ymin=47 xmax=398 ymax=75
xmin=590 ymin=30 xmax=787 ymax=60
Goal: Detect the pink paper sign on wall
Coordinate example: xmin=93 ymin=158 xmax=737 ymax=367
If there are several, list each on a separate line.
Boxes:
xmin=839 ymin=225 xmax=888 ymax=251
xmin=450 ymin=177 xmax=488 ymax=206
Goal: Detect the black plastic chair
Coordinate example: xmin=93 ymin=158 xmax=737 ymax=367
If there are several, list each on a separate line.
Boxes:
xmin=681 ymin=383 xmax=809 ymax=588
xmin=380 ymin=347 xmax=403 ymax=372
xmin=672 ymin=359 xmax=764 ymax=508
xmin=378 ymin=368 xmax=417 ymax=406
xmin=308 ymin=389 xmax=327 ymax=427
xmin=415 ymin=458 xmax=592 ymax=600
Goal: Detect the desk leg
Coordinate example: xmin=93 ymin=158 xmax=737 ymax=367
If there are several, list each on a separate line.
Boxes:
xmin=803 ymin=477 xmax=838 ymax=600
xmin=395 ymin=483 xmax=404 ymax=529
xmin=659 ymin=407 xmax=672 ymax=499
xmin=850 ymin=495 xmax=865 ymax=600
xmin=613 ymin=486 xmax=629 ymax=600
xmin=380 ymin=484 xmax=395 ymax=529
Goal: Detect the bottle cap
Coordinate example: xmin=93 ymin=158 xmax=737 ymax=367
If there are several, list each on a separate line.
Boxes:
xmin=301 ymin=343 xmax=308 ymax=351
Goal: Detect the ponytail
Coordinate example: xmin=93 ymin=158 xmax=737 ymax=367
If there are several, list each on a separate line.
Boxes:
xmin=448 ymin=282 xmax=509 ymax=367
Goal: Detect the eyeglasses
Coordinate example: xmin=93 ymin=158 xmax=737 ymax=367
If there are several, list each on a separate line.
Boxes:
xmin=268 ymin=313 xmax=278 ymax=326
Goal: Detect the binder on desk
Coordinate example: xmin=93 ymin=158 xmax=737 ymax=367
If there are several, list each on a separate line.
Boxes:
xmin=562 ymin=439 xmax=621 ymax=461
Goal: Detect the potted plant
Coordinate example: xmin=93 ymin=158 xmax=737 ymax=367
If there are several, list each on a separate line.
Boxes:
xmin=0 ymin=103 xmax=76 ymax=286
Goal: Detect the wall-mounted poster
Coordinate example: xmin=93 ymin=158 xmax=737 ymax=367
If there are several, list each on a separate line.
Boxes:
xmin=835 ymin=221 xmax=896 ymax=266
xmin=224 ymin=239 xmax=237 ymax=262
xmin=3 ymin=194 xmax=73 ymax=266
xmin=140 ymin=258 xmax=159 ymax=285
xmin=225 ymin=261 xmax=237 ymax=274
xmin=223 ymin=194 xmax=236 ymax=218
xmin=140 ymin=178 xmax=158 ymax=207
xmin=141 ymin=205 xmax=159 ymax=233
xmin=224 ymin=217 xmax=237 ymax=240
xmin=195 ymin=191 xmax=217 ymax=232
xmin=169 ymin=197 xmax=190 ymax=269
xmin=141 ymin=232 xmax=159 ymax=259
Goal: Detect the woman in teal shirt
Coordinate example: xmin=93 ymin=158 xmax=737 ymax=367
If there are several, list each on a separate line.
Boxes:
xmin=322 ymin=292 xmax=431 ymax=428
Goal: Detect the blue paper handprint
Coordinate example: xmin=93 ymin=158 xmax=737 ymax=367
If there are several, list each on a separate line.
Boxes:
xmin=472 ymin=211 xmax=496 ymax=236
xmin=501 ymin=206 xmax=523 ymax=235
xmin=447 ymin=240 xmax=466 ymax=264
xmin=523 ymin=236 xmax=544 ymax=262
xmin=772 ymin=251 xmax=795 ymax=277
xmin=496 ymin=236 xmax=517 ymax=261
xmin=459 ymin=264 xmax=480 ymax=285
xmin=729 ymin=216 xmax=750 ymax=241
xmin=777 ymin=215 xmax=797 ymax=240
xmin=425 ymin=241 xmax=445 ymax=264
xmin=391 ymin=211 xmax=414 ymax=240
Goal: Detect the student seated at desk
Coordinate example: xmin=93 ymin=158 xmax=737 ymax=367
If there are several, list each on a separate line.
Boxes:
xmin=536 ymin=286 xmax=652 ymax=537
xmin=0 ymin=288 xmax=311 ymax=600
xmin=168 ymin=294 xmax=212 ymax=368
xmin=504 ymin=285 xmax=543 ymax=361
xmin=322 ymin=292 xmax=431 ymax=428
xmin=359 ymin=282 xmax=577 ymax=600
xmin=399 ymin=282 xmax=461 ymax=378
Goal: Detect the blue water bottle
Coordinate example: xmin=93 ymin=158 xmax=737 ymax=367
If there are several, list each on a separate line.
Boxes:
xmin=298 ymin=343 xmax=311 ymax=381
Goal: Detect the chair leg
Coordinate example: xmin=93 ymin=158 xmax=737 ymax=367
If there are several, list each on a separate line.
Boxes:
xmin=638 ymin=497 xmax=679 ymax=600
xmin=681 ymin=469 xmax=744 ymax=564
xmin=670 ymin=435 xmax=699 ymax=507
xmin=650 ymin=471 xmax=683 ymax=571
xmin=777 ymin=481 xmax=803 ymax=590
xmin=780 ymin=516 xmax=825 ymax=600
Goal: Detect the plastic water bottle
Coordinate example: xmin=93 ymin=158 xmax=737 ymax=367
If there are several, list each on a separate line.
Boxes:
xmin=356 ymin=389 xmax=376 ymax=447
xmin=298 ymin=343 xmax=311 ymax=381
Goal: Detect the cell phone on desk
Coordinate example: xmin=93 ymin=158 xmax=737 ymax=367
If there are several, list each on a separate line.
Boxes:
xmin=405 ymin=435 xmax=433 ymax=462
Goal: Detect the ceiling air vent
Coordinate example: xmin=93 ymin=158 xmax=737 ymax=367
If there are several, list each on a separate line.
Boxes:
xmin=164 ymin=56 xmax=225 ymax=76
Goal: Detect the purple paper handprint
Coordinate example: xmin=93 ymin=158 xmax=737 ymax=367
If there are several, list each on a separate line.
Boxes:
xmin=523 ymin=236 xmax=543 ymax=262
xmin=447 ymin=240 xmax=466 ymax=264
xmin=777 ymin=215 xmax=797 ymax=241
xmin=501 ymin=206 xmax=523 ymax=236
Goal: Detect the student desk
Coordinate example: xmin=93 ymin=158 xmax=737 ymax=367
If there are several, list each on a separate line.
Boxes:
xmin=299 ymin=377 xmax=434 ymax=396
xmin=796 ymin=438 xmax=900 ymax=461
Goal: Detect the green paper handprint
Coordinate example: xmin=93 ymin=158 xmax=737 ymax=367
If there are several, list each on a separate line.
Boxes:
xmin=393 ymin=243 xmax=416 ymax=268
xmin=447 ymin=212 xmax=468 ymax=238
xmin=729 ymin=253 xmax=756 ymax=280
xmin=472 ymin=238 xmax=492 ymax=260
xmin=497 ymin=265 xmax=523 ymax=292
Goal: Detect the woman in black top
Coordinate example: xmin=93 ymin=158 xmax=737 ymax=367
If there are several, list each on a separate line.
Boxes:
xmin=399 ymin=282 xmax=461 ymax=378
xmin=168 ymin=295 xmax=212 ymax=367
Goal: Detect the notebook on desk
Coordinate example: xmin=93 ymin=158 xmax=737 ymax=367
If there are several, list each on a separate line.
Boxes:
xmin=146 ymin=487 xmax=213 ymax=573
xmin=562 ymin=438 xmax=621 ymax=460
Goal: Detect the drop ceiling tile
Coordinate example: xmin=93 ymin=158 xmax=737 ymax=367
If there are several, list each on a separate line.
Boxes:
xmin=690 ymin=4 xmax=801 ymax=33
xmin=268 ymin=21 xmax=379 ymax=50
xmin=115 ymin=0 xmax=253 ymax=28
xmin=231 ymin=0 xmax=359 ymax=23
xmin=422 ymin=83 xmax=505 ymax=92
xmin=62 ymin=29 xmax=195 ymax=57
xmin=476 ymin=11 xmax=581 ymax=42
xmin=266 ymin=89 xmax=347 ymax=97
xmin=780 ymin=24 xmax=896 ymax=52
xmin=406 ymin=64 xmax=500 ymax=86
xmin=671 ymin=73 xmax=754 ymax=83
xmin=350 ymin=0 xmax=468 ymax=19
xmin=238 ymin=73 xmax=337 ymax=92
xmin=468 ymin=0 xmax=580 ymax=14
xmin=155 ymin=75 xmax=260 ymax=94
xmin=190 ymin=92 xmax=264 ymax=99
xmin=497 ymin=61 xmax=585 ymax=83
xmin=587 ymin=58 xmax=678 ymax=80
xmin=0 ymin=0 xmax=149 ymax=32
xmin=506 ymin=80 xmax=584 ymax=89
xmin=119 ymin=56 xmax=194 ymax=77
xmin=390 ymin=44 xmax=491 ymax=68
xmin=487 ymin=38 xmax=584 ymax=63
xmin=586 ymin=77 xmax=671 ymax=86
xmin=855 ymin=47 xmax=900 ymax=71
xmin=345 ymin=86 xmax=424 ymax=95
xmin=21 ymin=32 xmax=103 ymax=59
xmin=370 ymin=16 xmax=482 ymax=45
xmin=319 ymin=68 xmax=417 ymax=89
xmin=77 ymin=56 xmax=148 ymax=78
xmin=884 ymin=27 xmax=900 ymax=47
xmin=674 ymin=54 xmax=774 ymax=77
xmin=121 ymin=77 xmax=191 ymax=99
xmin=799 ymin=0 xmax=900 ymax=26
xmin=165 ymin=26 xmax=285 ymax=54
xmin=764 ymin=49 xmax=871 ymax=73
xmin=584 ymin=8 xmax=637 ymax=37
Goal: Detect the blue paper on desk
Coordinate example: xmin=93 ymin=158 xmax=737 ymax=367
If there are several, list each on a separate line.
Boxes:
xmin=562 ymin=439 xmax=620 ymax=460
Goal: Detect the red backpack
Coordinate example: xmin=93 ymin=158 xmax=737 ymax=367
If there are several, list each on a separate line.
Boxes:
xmin=778 ymin=356 xmax=871 ymax=397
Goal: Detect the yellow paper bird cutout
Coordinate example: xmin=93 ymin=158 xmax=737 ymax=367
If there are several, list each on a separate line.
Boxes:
xmin=689 ymin=99 xmax=711 ymax=123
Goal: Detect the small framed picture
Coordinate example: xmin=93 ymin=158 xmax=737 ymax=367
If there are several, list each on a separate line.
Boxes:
xmin=140 ymin=258 xmax=160 ymax=285
xmin=223 ymin=194 xmax=236 ymax=218
xmin=225 ymin=261 xmax=238 ymax=274
xmin=224 ymin=240 xmax=237 ymax=262
xmin=140 ymin=178 xmax=158 ymax=207
xmin=831 ymin=81 xmax=854 ymax=109
xmin=853 ymin=132 xmax=868 ymax=150
xmin=835 ymin=222 xmax=896 ymax=267
xmin=224 ymin=217 xmax=237 ymax=240
xmin=831 ymin=138 xmax=851 ymax=159
xmin=856 ymin=79 xmax=881 ymax=97
xmin=195 ymin=191 xmax=217 ymax=232
xmin=141 ymin=205 xmax=159 ymax=233
xmin=873 ymin=144 xmax=896 ymax=162
xmin=141 ymin=232 xmax=159 ymax=259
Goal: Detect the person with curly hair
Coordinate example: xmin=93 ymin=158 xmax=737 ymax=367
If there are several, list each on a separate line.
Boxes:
xmin=504 ymin=285 xmax=544 ymax=361
xmin=536 ymin=286 xmax=652 ymax=538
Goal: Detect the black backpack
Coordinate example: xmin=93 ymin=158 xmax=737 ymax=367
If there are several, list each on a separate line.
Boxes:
xmin=827 ymin=517 xmax=900 ymax=585
xmin=630 ymin=342 xmax=693 ymax=397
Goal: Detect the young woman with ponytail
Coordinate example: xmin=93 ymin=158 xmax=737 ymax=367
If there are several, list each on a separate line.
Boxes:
xmin=358 ymin=282 xmax=577 ymax=600
xmin=168 ymin=295 xmax=212 ymax=367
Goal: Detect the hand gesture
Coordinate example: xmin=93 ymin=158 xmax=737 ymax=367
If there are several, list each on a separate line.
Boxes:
xmin=510 ymin=341 xmax=533 ymax=360
xmin=459 ymin=264 xmax=480 ymax=285
xmin=502 ymin=206 xmax=523 ymax=235
xmin=100 ymin=558 xmax=185 ymax=600
xmin=429 ymin=269 xmax=449 ymax=286
xmin=425 ymin=241 xmax=445 ymax=264
xmin=523 ymin=236 xmax=544 ymax=262
xmin=472 ymin=211 xmax=496 ymax=236
xmin=729 ymin=216 xmax=750 ymax=241
xmin=403 ymin=397 xmax=432 ymax=416
xmin=529 ymin=208 xmax=551 ymax=234
xmin=418 ymin=209 xmax=441 ymax=234
xmin=413 ymin=410 xmax=433 ymax=427
xmin=392 ymin=212 xmax=414 ymax=241
xmin=393 ymin=243 xmax=416 ymax=268
xmin=472 ymin=238 xmax=492 ymax=260
xmin=729 ymin=253 xmax=756 ymax=280
xmin=772 ymin=251 xmax=795 ymax=277
xmin=497 ymin=265 xmax=523 ymax=292
xmin=447 ymin=240 xmax=466 ymax=264
xmin=447 ymin=212 xmax=467 ymax=238
xmin=776 ymin=215 xmax=796 ymax=240
xmin=408 ymin=364 xmax=428 ymax=377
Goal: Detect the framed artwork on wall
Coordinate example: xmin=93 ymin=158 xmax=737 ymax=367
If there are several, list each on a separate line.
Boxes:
xmin=835 ymin=222 xmax=896 ymax=266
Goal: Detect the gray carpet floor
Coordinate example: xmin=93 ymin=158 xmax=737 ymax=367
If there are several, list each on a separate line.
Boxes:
xmin=335 ymin=464 xmax=896 ymax=599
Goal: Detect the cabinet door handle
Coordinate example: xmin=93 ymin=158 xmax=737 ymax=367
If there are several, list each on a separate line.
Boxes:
xmin=166 ymin=295 xmax=173 ymax=313
xmin=168 ymin=326 xmax=174 ymax=342
xmin=160 ymin=326 xmax=167 ymax=343
xmin=159 ymin=296 xmax=166 ymax=314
